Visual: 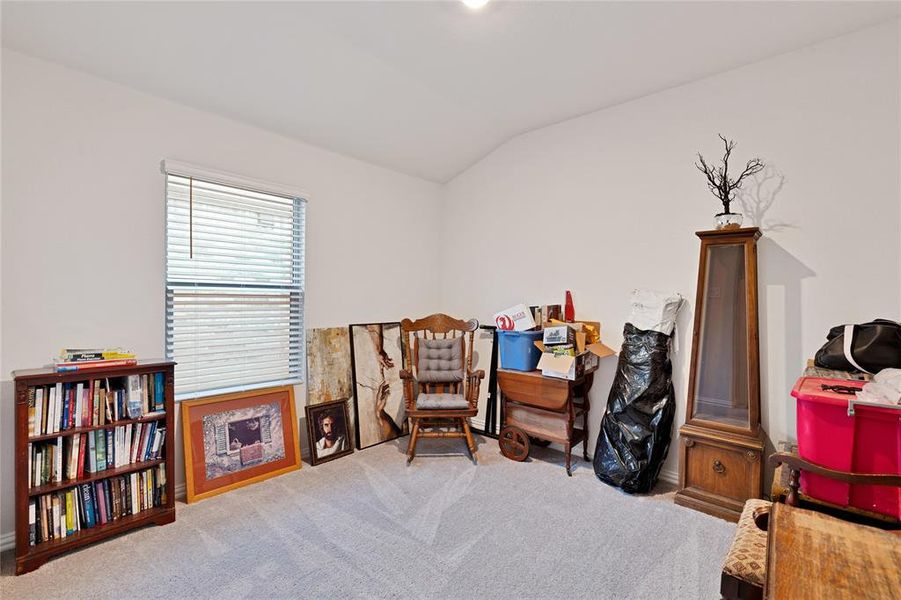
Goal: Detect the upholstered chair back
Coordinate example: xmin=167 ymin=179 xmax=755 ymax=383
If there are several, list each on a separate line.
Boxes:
xmin=401 ymin=314 xmax=478 ymax=399
xmin=415 ymin=337 xmax=464 ymax=384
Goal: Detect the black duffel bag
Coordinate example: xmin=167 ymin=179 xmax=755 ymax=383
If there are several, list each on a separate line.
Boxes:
xmin=814 ymin=319 xmax=901 ymax=374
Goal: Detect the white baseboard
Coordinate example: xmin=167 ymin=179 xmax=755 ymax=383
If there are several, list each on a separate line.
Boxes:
xmin=657 ymin=469 xmax=679 ymax=485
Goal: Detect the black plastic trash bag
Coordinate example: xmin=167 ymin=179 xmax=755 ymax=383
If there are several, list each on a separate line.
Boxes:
xmin=593 ymin=323 xmax=675 ymax=494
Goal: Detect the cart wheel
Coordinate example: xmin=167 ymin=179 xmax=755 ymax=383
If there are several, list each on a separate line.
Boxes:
xmin=499 ymin=426 xmax=530 ymax=462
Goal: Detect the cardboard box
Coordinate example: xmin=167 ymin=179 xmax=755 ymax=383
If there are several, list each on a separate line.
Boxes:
xmin=574 ymin=320 xmax=601 ymax=345
xmin=537 ymin=349 xmax=601 ymax=381
xmin=533 ymin=322 xmax=616 ymax=381
xmin=544 ymin=320 xmax=602 ymax=353
xmin=493 ymin=303 xmax=536 ymax=331
xmin=542 ymin=325 xmax=574 ymax=346
xmin=546 ymin=344 xmax=576 ymax=357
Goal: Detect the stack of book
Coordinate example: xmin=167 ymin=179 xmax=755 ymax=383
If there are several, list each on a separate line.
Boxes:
xmin=27 ymin=374 xmax=165 ymax=436
xmin=28 ymin=465 xmax=167 ymax=546
xmin=54 ymin=348 xmax=137 ymax=373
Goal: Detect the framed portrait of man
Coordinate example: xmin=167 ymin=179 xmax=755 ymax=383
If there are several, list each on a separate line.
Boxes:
xmin=305 ymin=399 xmax=354 ymax=466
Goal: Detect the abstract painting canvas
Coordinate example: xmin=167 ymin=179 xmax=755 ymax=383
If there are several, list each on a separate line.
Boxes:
xmin=349 ymin=322 xmax=407 ymax=449
xmin=305 ymin=327 xmax=354 ymax=404
xmin=306 ymin=327 xmax=355 ymax=447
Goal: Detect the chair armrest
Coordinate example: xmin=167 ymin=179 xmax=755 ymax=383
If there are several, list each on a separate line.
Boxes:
xmin=768 ymin=451 xmax=901 ymax=507
xmin=769 ymin=452 xmax=901 ymax=486
xmin=399 ymin=370 xmax=416 ymax=411
xmin=466 ymin=370 xmax=485 ymax=408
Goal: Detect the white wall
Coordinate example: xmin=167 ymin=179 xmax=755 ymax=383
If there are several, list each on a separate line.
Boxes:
xmin=0 ymin=51 xmax=443 ymax=543
xmin=441 ymin=22 xmax=901 ymax=481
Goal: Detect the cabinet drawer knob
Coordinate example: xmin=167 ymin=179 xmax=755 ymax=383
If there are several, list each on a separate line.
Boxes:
xmin=713 ymin=459 xmax=726 ymax=474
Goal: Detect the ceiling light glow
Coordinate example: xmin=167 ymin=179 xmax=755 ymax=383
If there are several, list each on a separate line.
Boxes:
xmin=461 ymin=0 xmax=490 ymax=10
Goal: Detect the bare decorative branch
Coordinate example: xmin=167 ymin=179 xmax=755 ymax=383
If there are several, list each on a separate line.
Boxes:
xmin=695 ymin=135 xmax=766 ymax=214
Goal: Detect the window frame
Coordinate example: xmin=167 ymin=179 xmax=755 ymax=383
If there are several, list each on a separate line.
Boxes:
xmin=162 ymin=160 xmax=307 ymax=401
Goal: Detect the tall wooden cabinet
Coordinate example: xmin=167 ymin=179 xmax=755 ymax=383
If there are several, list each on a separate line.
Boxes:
xmin=674 ymin=228 xmax=765 ymax=521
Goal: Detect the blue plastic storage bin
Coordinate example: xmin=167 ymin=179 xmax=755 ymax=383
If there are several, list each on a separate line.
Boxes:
xmin=497 ymin=330 xmax=543 ymax=371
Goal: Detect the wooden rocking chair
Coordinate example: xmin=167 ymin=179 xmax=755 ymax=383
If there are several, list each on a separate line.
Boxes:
xmin=399 ymin=314 xmax=485 ymax=464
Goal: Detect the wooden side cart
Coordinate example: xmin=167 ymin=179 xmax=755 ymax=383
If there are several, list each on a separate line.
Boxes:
xmin=495 ymin=368 xmax=594 ymax=476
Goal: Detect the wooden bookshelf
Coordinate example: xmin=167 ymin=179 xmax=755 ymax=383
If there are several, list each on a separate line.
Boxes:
xmin=13 ymin=360 xmax=176 ymax=575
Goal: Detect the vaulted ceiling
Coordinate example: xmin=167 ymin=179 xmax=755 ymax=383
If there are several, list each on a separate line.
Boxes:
xmin=3 ymin=1 xmax=898 ymax=182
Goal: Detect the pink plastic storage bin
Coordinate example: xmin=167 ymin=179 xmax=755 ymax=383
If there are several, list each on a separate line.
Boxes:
xmin=792 ymin=377 xmax=901 ymax=519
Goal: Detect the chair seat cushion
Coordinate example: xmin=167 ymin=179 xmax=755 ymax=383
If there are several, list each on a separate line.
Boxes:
xmin=416 ymin=393 xmax=469 ymax=410
xmin=722 ymin=498 xmax=771 ymax=589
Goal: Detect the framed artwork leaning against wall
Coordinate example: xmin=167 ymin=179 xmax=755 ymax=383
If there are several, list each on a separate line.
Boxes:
xmin=305 ymin=399 xmax=354 ymax=465
xmin=306 ymin=326 xmax=356 ymax=448
xmin=349 ymin=322 xmax=407 ymax=449
xmin=181 ymin=385 xmax=301 ymax=503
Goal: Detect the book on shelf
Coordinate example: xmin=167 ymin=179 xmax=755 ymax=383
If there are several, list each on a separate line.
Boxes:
xmin=51 ymin=495 xmax=61 ymax=539
xmin=54 ymin=438 xmax=63 ymax=485
xmin=58 ymin=348 xmax=136 ymax=362
xmin=28 ymin=501 xmax=36 ymax=546
xmin=28 ymin=425 xmax=166 ymax=488
xmin=27 ymin=464 xmax=167 ymax=546
xmin=28 ymin=374 xmax=165 ymax=438
xmin=55 ymin=359 xmax=138 ymax=372
xmin=126 ymin=375 xmax=143 ymax=419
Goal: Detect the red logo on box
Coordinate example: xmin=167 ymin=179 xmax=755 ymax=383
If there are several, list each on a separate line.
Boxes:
xmin=496 ymin=315 xmax=514 ymax=330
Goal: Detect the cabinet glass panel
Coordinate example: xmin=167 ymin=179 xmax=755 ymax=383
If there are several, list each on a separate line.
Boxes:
xmin=692 ymin=243 xmax=749 ymax=427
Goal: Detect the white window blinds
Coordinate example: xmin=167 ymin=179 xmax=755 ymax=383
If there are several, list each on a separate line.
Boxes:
xmin=164 ymin=168 xmax=305 ymax=399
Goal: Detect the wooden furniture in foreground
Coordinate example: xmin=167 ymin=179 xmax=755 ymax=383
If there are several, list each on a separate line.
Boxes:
xmin=495 ymin=367 xmax=594 ymax=476
xmin=770 ymin=448 xmax=901 ymax=527
xmin=675 ymin=227 xmax=765 ymax=521
xmin=13 ymin=360 xmax=176 ymax=575
xmin=400 ymin=313 xmax=484 ymax=464
xmin=765 ymin=502 xmax=901 ymax=600
xmin=721 ymin=498 xmax=771 ymax=600
xmin=721 ymin=452 xmax=901 ymax=600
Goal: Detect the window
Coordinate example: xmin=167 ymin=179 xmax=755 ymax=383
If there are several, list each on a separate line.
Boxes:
xmin=164 ymin=162 xmax=305 ymax=399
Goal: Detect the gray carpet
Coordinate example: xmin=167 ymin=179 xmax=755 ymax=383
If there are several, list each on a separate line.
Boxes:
xmin=1 ymin=437 xmax=735 ymax=599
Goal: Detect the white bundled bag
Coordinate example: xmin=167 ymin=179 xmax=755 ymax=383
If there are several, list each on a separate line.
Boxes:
xmin=628 ymin=290 xmax=684 ymax=336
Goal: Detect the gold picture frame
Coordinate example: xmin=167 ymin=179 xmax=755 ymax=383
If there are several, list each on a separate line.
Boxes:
xmin=181 ymin=385 xmax=301 ymax=503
